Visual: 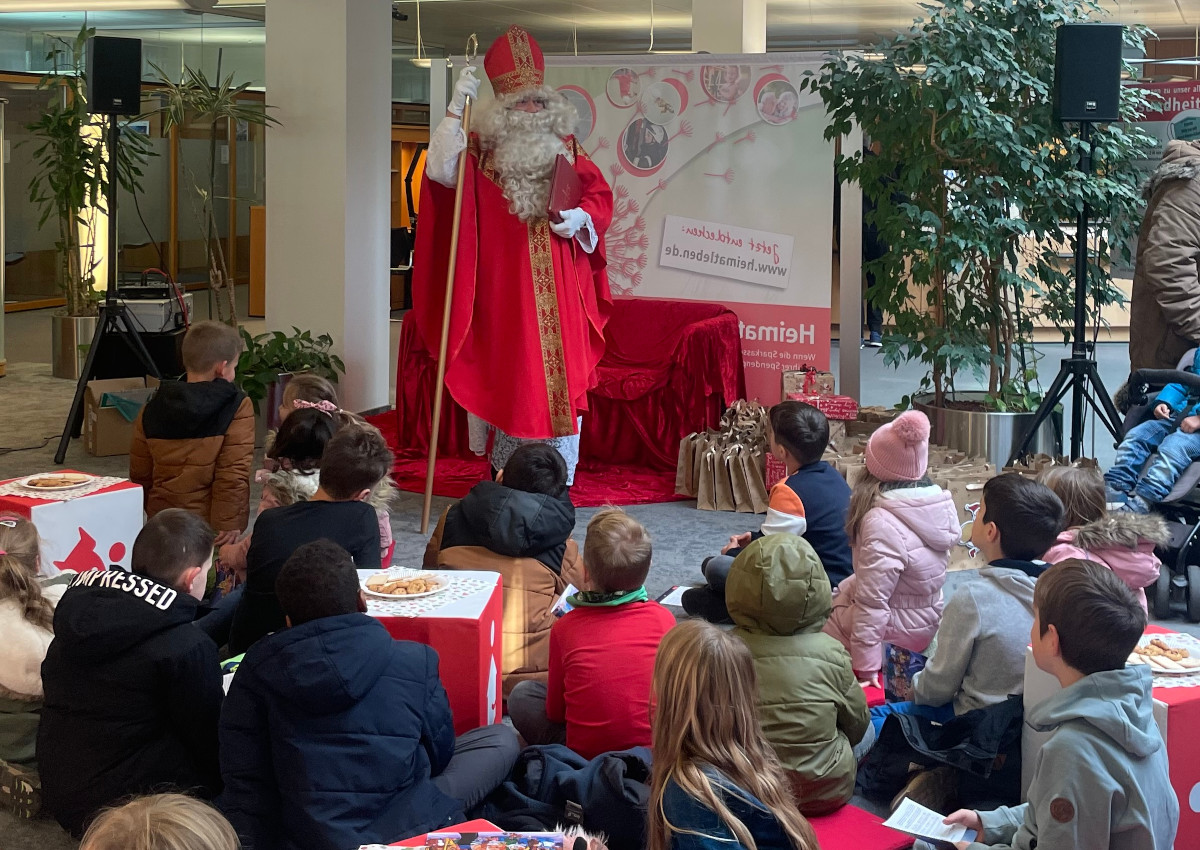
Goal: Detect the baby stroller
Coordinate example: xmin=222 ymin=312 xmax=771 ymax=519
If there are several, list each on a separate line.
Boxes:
xmin=1124 ymin=367 xmax=1200 ymax=622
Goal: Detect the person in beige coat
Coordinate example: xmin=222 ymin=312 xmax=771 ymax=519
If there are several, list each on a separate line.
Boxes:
xmin=1130 ymin=139 xmax=1200 ymax=373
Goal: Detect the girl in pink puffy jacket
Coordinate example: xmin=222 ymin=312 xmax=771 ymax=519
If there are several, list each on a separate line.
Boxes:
xmin=1038 ymin=465 xmax=1168 ymax=612
xmin=822 ymin=411 xmax=961 ymax=686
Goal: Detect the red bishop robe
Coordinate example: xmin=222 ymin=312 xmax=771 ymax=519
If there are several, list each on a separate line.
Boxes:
xmin=413 ymin=134 xmax=613 ymax=440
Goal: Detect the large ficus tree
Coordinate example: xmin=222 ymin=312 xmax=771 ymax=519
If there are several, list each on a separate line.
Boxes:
xmin=803 ymin=0 xmax=1157 ymax=410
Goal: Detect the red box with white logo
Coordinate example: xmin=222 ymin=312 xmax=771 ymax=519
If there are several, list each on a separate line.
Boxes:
xmin=0 ymin=473 xmax=142 ymax=572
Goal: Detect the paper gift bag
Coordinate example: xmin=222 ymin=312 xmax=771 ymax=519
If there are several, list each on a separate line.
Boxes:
xmin=716 ymin=448 xmax=738 ymax=512
xmin=696 ymin=447 xmax=720 ymax=511
xmin=935 ymin=466 xmax=995 ymax=570
xmin=676 ymin=432 xmax=699 ymax=496
xmin=747 ymin=447 xmax=770 ymax=513
xmin=725 ymin=445 xmax=760 ymax=513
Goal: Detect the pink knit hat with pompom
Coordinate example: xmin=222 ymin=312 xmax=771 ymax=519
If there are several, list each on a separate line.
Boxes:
xmin=865 ymin=410 xmax=931 ymax=482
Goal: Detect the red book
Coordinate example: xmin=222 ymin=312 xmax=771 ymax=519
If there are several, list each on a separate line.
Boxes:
xmin=548 ymin=154 xmax=582 ymax=222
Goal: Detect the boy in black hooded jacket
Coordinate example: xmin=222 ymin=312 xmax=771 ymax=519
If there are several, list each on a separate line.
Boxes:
xmin=38 ymin=510 xmax=223 ymax=837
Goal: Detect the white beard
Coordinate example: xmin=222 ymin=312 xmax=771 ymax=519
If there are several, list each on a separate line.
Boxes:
xmin=476 ymin=87 xmax=578 ymax=223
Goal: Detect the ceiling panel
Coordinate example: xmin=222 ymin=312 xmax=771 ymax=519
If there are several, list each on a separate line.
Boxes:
xmin=392 ymin=0 xmax=1195 ymax=54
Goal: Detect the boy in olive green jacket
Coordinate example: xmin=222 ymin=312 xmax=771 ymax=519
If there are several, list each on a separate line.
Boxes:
xmin=727 ymin=534 xmax=869 ymax=815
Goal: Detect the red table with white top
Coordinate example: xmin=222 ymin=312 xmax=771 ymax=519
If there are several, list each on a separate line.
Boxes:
xmin=359 ymin=569 xmax=503 ymax=736
xmin=0 ymin=472 xmax=142 ymax=572
xmin=1023 ymin=624 xmax=1200 ymax=847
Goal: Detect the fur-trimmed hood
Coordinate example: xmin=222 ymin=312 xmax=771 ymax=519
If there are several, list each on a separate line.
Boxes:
xmin=1143 ymin=140 xmax=1200 ymax=199
xmin=1073 ymin=513 xmax=1171 ymax=551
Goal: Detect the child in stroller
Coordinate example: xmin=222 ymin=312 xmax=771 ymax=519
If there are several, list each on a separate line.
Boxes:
xmin=1108 ymin=349 xmax=1200 ymax=514
xmin=1119 ymin=350 xmax=1200 ymax=621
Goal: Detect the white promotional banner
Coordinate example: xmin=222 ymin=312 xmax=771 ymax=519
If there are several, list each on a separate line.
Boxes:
xmin=544 ymin=54 xmax=836 ymax=403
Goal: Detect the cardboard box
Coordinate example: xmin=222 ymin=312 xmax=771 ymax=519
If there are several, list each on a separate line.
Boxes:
xmin=84 ymin=377 xmax=158 ymax=457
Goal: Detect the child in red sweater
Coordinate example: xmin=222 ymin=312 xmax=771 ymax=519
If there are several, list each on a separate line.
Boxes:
xmin=508 ymin=508 xmax=676 ymax=758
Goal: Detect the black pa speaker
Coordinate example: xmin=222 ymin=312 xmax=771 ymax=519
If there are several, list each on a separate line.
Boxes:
xmin=1053 ymin=23 xmax=1123 ymax=123
xmin=85 ymin=36 xmax=142 ymax=116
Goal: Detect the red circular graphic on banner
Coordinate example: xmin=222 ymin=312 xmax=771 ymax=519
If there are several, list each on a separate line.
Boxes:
xmin=701 ymin=65 xmax=751 ymax=103
xmin=108 ymin=542 xmax=126 ymax=563
xmin=618 ymin=117 xmax=669 ymax=177
xmin=557 ymin=85 xmax=597 ymax=142
xmin=607 ymin=67 xmax=641 ymax=108
xmin=640 ymin=79 xmax=689 ymax=125
xmin=754 ymin=73 xmax=799 ymax=125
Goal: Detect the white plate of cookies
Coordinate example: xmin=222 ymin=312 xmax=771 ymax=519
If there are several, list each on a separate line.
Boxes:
xmin=361 ymin=569 xmax=449 ymax=600
xmin=1127 ymin=637 xmax=1200 ymax=675
xmin=17 ymin=472 xmax=94 ymax=491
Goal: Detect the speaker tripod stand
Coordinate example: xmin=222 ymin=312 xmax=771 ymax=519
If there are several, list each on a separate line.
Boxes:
xmin=54 ymin=114 xmax=160 ymax=465
xmin=1008 ymin=120 xmax=1123 ymax=465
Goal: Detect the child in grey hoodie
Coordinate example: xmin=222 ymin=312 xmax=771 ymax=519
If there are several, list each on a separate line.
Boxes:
xmin=908 ymin=475 xmax=1064 ymax=715
xmin=941 ymin=559 xmax=1177 ymax=850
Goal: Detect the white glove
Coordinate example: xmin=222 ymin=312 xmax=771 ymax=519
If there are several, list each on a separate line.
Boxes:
xmin=448 ymin=66 xmax=480 ymax=117
xmin=550 ymin=207 xmax=588 ymax=239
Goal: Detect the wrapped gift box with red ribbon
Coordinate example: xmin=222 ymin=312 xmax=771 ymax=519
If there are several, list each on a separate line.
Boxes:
xmin=787 ymin=392 xmax=859 ymax=422
xmin=782 ymin=367 xmax=835 ymax=399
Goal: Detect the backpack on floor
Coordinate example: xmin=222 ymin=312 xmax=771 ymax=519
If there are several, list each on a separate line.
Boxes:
xmin=476 ymin=744 xmax=652 ymax=850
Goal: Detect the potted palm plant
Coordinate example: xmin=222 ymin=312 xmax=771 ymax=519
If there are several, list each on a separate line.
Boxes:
xmin=27 ymin=26 xmax=151 ymax=378
xmin=802 ymin=0 xmax=1156 ymax=464
xmin=146 ymin=63 xmax=278 ymax=327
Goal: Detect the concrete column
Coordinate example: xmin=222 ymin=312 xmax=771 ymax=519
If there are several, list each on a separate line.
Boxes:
xmin=265 ymin=0 xmax=391 ymax=412
xmin=838 ymin=126 xmax=863 ymax=402
xmin=692 ymin=0 xmax=766 ymax=54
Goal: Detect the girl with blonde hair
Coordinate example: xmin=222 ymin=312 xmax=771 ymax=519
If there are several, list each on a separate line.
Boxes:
xmin=649 ymin=620 xmax=819 ymax=850
xmin=0 ymin=514 xmax=68 ymax=818
xmin=80 ymin=793 xmax=239 ymax=850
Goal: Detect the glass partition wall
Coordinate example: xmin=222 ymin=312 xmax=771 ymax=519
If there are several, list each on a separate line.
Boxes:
xmin=0 ymin=73 xmax=264 ymax=311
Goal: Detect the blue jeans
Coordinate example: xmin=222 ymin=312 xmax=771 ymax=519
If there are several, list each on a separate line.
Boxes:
xmin=869 ymin=700 xmax=955 ymax=736
xmin=1106 ymin=419 xmax=1200 ymax=503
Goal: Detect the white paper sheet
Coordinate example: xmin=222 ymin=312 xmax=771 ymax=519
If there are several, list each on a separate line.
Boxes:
xmin=884 ymin=798 xmax=972 ymax=844
xmin=657 ymin=585 xmax=689 ymax=606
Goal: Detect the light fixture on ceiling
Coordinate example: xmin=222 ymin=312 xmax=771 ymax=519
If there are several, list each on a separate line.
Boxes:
xmin=0 ymin=0 xmax=216 ymax=9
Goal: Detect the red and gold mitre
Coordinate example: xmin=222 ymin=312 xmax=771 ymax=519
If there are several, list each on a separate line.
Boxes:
xmin=484 ymin=26 xmax=545 ymax=96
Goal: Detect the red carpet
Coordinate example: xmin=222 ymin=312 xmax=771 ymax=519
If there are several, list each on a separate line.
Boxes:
xmin=368 ymin=414 xmax=689 ymax=508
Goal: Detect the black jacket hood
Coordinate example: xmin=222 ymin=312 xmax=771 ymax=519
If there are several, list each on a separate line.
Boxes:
xmin=141 ymin=378 xmax=245 ymax=440
xmin=443 ymin=481 xmax=575 ymax=572
xmin=53 ymin=569 xmax=199 ymax=661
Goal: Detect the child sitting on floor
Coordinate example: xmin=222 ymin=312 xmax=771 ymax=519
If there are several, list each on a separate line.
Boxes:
xmin=726 ymin=535 xmax=869 ymax=815
xmin=1105 ymin=347 xmax=1200 ymax=514
xmin=508 ymin=508 xmax=675 ymax=759
xmin=823 ymin=411 xmax=960 ymax=687
xmin=649 ymin=619 xmax=819 ymax=850
xmin=424 ymin=443 xmax=584 ymax=695
xmin=81 ymin=794 xmax=238 ymax=850
xmin=228 ymin=423 xmax=390 ymax=654
xmin=0 ymin=514 xmax=70 ymax=819
xmin=940 ymin=560 xmax=1177 ymax=850
xmin=1039 ymin=465 xmax=1168 ymax=612
xmin=683 ymin=401 xmax=853 ymax=624
xmin=38 ymin=510 xmax=223 ymax=837
xmin=216 ymin=407 xmax=339 ymax=583
xmin=220 ymin=540 xmax=519 ymax=849
xmin=870 ymin=475 xmax=1064 ymax=810
xmin=264 ymin=373 xmax=340 ymax=468
xmin=903 ymin=474 xmax=1065 ymax=721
